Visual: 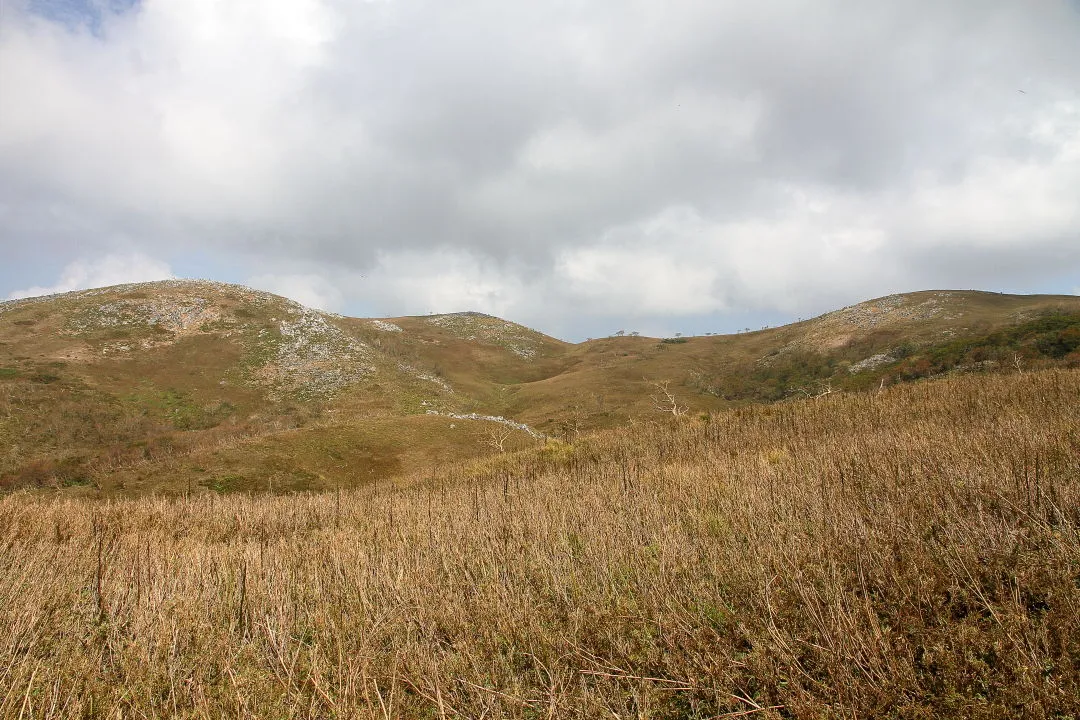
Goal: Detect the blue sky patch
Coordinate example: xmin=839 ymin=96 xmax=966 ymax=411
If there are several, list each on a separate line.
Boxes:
xmin=27 ymin=0 xmax=140 ymax=34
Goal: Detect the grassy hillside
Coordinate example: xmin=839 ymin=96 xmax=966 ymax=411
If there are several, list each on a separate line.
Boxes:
xmin=0 ymin=281 xmax=555 ymax=493
xmin=526 ymin=290 xmax=1080 ymax=425
xmin=1 ymin=367 xmax=1077 ymax=717
xmin=2 ymin=282 xmax=1079 ymax=494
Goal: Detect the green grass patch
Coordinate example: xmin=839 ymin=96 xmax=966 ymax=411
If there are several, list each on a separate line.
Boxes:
xmin=201 ymin=474 xmax=244 ymax=493
xmin=125 ymin=388 xmax=235 ymax=430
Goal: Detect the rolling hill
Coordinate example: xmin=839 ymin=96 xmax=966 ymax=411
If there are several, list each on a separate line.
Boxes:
xmin=2 ymin=280 xmax=1079 ymax=494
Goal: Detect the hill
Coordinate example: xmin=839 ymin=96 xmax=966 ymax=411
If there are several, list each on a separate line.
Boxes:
xmin=0 ymin=280 xmax=565 ymax=493
xmin=2 ymin=282 xmax=1079 ymax=494
xmin=1 ymin=367 xmax=1077 ymax=717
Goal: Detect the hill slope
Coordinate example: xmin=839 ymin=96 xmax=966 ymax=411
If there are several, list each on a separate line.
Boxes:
xmin=2 ymin=367 xmax=1078 ymax=716
xmin=2 ymin=282 xmax=1079 ymax=493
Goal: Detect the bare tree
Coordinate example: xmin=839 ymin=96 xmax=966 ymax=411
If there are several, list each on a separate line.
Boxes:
xmin=485 ymin=425 xmax=514 ymax=453
xmin=646 ymin=379 xmax=688 ymax=417
xmin=1013 ymin=352 xmax=1025 ymax=375
xmin=793 ymin=381 xmax=834 ymax=400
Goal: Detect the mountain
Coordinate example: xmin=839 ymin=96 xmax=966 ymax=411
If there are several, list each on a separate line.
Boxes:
xmin=2 ymin=281 xmax=1078 ymax=494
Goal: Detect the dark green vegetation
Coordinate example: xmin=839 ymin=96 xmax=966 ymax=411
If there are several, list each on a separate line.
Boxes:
xmin=2 ymin=281 xmax=1079 ymax=494
xmin=893 ymin=312 xmax=1080 ymax=379
xmin=726 ymin=310 xmax=1080 ymax=402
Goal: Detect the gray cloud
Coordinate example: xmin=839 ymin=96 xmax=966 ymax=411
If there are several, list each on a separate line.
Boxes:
xmin=1 ymin=0 xmax=1079 ymax=338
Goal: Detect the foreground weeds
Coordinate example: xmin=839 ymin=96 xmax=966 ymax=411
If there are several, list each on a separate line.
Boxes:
xmin=1 ymin=370 xmax=1079 ymax=718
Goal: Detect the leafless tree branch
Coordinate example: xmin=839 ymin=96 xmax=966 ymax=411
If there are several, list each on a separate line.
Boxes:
xmin=646 ymin=379 xmax=688 ymax=417
xmin=485 ymin=425 xmax=514 ymax=453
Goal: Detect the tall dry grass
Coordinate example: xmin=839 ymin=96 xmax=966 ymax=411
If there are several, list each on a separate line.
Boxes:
xmin=1 ymin=369 xmax=1078 ymax=718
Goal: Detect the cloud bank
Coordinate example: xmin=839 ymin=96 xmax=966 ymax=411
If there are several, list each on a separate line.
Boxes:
xmin=2 ymin=0 xmax=1079 ymax=337
xmin=6 ymin=253 xmax=174 ymax=300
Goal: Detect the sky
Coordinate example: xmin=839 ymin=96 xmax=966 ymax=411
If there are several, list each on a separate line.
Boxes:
xmin=1 ymin=0 xmax=1079 ymax=341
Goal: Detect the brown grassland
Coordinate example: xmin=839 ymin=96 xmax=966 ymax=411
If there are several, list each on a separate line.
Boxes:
xmin=1 ymin=368 xmax=1079 ymax=718
xmin=4 ymin=283 xmax=1080 ymax=497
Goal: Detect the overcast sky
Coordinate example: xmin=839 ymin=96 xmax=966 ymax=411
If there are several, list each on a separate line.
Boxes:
xmin=1 ymin=0 xmax=1079 ymax=340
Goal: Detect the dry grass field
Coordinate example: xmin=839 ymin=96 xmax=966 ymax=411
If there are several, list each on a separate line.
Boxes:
xmin=2 ymin=368 xmax=1078 ymax=718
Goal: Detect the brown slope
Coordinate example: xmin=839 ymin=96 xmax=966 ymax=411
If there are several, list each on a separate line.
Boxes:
xmin=2 ymin=284 xmax=1079 ymax=494
xmin=0 ymin=281 xmax=559 ymax=493
xmin=501 ymin=290 xmax=1080 ymax=433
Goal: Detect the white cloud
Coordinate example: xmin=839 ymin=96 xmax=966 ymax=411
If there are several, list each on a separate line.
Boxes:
xmin=554 ymin=208 xmax=725 ymax=316
xmin=355 ymin=250 xmax=533 ymax=319
xmin=902 ymin=103 xmax=1080 ymax=250
xmin=2 ymin=1 xmax=1080 ymax=336
xmin=6 ymin=253 xmax=174 ymax=300
xmin=246 ymin=273 xmax=345 ymax=312
xmin=0 ymin=0 xmax=340 ymax=223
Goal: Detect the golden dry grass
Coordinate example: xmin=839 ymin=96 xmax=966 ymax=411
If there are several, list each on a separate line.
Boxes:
xmin=1 ymin=369 xmax=1079 ymax=718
